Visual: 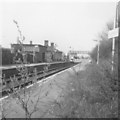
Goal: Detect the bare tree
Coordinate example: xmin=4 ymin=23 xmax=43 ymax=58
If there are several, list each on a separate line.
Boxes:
xmin=1 ymin=20 xmax=51 ymax=119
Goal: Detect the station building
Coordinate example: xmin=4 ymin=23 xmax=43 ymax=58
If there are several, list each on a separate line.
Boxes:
xmin=11 ymin=40 xmax=64 ymax=63
xmin=11 ymin=41 xmax=46 ymax=63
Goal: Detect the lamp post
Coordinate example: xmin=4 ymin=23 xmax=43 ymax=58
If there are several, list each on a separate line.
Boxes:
xmin=93 ymin=39 xmax=100 ymax=64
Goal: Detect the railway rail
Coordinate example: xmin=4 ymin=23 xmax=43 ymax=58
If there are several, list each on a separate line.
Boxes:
xmin=0 ymin=61 xmax=77 ymax=98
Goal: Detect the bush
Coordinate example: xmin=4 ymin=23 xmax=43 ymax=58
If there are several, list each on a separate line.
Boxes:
xmin=49 ymin=62 xmax=118 ymax=118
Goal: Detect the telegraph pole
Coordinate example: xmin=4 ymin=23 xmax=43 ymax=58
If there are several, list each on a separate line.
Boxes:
xmin=97 ymin=40 xmax=100 ymax=65
xmin=93 ymin=39 xmax=100 ymax=64
xmin=108 ymin=2 xmax=119 ymax=72
xmin=118 ymin=1 xmax=120 ymax=99
xmin=111 ymin=2 xmax=118 ymax=72
xmin=118 ymin=3 xmax=120 ymax=59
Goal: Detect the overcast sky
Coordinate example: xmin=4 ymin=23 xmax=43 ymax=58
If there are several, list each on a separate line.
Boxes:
xmin=1 ymin=0 xmax=116 ymax=54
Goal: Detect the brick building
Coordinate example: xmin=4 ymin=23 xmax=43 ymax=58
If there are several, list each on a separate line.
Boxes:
xmin=11 ymin=40 xmax=64 ymax=63
xmin=45 ymin=41 xmax=55 ymax=62
xmin=44 ymin=41 xmax=63 ymax=62
xmin=11 ymin=41 xmax=46 ymax=63
xmin=53 ymin=50 xmax=63 ymax=61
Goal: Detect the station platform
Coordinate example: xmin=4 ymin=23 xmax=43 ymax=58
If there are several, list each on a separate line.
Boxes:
xmin=1 ymin=60 xmax=87 ymax=118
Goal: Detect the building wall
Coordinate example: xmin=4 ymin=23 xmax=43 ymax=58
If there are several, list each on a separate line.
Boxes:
xmin=11 ymin=44 xmax=22 ymax=53
xmin=11 ymin=42 xmax=63 ymax=63
xmin=11 ymin=44 xmax=47 ymax=63
xmin=53 ymin=51 xmax=63 ymax=61
xmin=47 ymin=46 xmax=54 ymax=52
xmin=2 ymin=48 xmax=14 ymax=65
xmin=36 ymin=46 xmax=46 ymax=62
xmin=45 ymin=51 xmax=52 ymax=62
xmin=23 ymin=46 xmax=39 ymax=52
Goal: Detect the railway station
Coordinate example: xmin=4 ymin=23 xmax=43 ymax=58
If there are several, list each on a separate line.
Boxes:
xmin=1 ymin=1 xmax=119 ymax=119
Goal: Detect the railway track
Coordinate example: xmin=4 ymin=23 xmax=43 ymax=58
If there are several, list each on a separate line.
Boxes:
xmin=0 ymin=62 xmax=77 ymax=98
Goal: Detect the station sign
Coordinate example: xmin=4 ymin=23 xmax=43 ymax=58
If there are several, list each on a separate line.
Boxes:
xmin=108 ymin=28 xmax=119 ymax=39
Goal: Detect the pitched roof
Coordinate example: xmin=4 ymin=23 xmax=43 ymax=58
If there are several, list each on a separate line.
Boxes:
xmin=11 ymin=43 xmax=46 ymax=48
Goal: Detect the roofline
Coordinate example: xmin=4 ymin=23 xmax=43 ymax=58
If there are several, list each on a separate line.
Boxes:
xmin=11 ymin=43 xmax=46 ymax=48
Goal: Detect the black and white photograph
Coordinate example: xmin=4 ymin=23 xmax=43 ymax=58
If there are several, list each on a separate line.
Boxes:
xmin=0 ymin=0 xmax=119 ymax=119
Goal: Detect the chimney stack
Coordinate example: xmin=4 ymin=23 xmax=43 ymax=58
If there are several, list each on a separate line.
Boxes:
xmin=44 ymin=40 xmax=49 ymax=47
xmin=51 ymin=42 xmax=54 ymax=48
xmin=30 ymin=41 xmax=32 ymax=45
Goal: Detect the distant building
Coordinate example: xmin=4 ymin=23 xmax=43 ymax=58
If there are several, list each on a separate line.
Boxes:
xmin=53 ymin=50 xmax=63 ymax=61
xmin=68 ymin=51 xmax=77 ymax=61
xmin=11 ymin=41 xmax=46 ymax=63
xmin=2 ymin=48 xmax=14 ymax=65
xmin=11 ymin=40 xmax=64 ymax=63
xmin=45 ymin=41 xmax=55 ymax=62
xmin=44 ymin=41 xmax=63 ymax=62
xmin=67 ymin=50 xmax=89 ymax=61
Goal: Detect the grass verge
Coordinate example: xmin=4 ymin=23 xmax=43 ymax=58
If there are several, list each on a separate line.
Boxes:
xmin=49 ymin=61 xmax=118 ymax=118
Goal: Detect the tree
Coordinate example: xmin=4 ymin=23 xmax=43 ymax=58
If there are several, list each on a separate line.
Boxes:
xmin=89 ymin=20 xmax=118 ymax=93
xmin=90 ymin=21 xmax=118 ymax=65
xmin=1 ymin=20 xmax=50 ymax=119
